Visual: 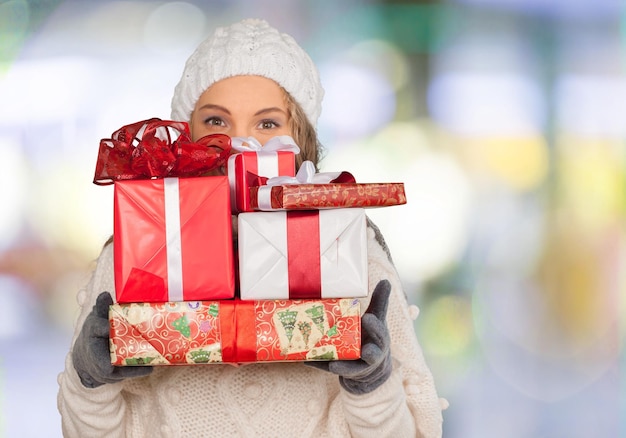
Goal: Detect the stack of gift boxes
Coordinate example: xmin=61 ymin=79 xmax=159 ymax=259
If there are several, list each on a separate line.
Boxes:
xmin=94 ymin=119 xmax=406 ymax=366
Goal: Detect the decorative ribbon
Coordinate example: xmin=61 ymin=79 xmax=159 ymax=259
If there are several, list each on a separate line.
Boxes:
xmin=231 ymin=135 xmax=300 ymax=154
xmin=286 ymin=211 xmax=322 ymax=299
xmin=265 ymin=160 xmax=339 ymax=186
xmin=93 ymin=118 xmax=232 ymax=185
xmin=256 ymin=161 xmax=357 ymax=211
xmin=227 ymin=135 xmax=300 ymax=212
xmin=220 ymin=300 xmax=258 ymax=363
xmin=163 ymin=178 xmax=183 ymax=301
xmin=230 ymin=135 xmax=300 ymax=179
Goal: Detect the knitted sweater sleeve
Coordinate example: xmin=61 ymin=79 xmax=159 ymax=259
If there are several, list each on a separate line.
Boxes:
xmin=339 ymin=221 xmax=444 ymax=438
xmin=57 ymin=243 xmax=129 ymax=438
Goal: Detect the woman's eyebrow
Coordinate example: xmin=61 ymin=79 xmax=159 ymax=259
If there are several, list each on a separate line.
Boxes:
xmin=254 ymin=107 xmax=287 ymax=117
xmin=197 ymin=103 xmax=231 ymax=114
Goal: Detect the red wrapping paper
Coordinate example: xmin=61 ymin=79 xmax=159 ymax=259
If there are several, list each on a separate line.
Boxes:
xmin=109 ymin=299 xmax=361 ymax=365
xmin=228 ymin=151 xmax=296 ymax=213
xmin=113 ymin=176 xmax=235 ymax=303
xmin=249 ymin=182 xmax=407 ymax=210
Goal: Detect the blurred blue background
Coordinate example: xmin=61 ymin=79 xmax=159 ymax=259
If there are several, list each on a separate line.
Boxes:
xmin=0 ymin=0 xmax=624 ymax=436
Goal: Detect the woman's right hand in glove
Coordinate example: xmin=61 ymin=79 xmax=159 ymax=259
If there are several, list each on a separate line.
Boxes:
xmin=305 ymin=279 xmax=393 ymax=395
xmin=72 ymin=292 xmax=152 ymax=388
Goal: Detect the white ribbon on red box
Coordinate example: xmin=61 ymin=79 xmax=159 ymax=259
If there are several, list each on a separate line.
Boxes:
xmin=229 ymin=135 xmax=300 ymax=176
xmin=163 ymin=177 xmax=184 ymax=301
xmin=227 ymin=135 xmax=300 ymax=212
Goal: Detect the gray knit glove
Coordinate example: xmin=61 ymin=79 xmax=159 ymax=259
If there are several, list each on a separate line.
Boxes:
xmin=306 ymin=279 xmax=392 ymax=395
xmin=72 ymin=292 xmax=152 ymax=388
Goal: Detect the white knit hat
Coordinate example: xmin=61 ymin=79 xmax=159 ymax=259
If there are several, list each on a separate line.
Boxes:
xmin=171 ymin=18 xmax=324 ymax=127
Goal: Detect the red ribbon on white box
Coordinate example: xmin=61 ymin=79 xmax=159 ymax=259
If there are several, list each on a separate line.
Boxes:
xmin=286 ymin=211 xmax=322 ymax=298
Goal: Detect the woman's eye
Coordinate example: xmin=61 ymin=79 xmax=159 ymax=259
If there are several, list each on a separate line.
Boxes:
xmin=205 ymin=117 xmax=225 ymax=127
xmin=259 ymin=119 xmax=279 ymax=129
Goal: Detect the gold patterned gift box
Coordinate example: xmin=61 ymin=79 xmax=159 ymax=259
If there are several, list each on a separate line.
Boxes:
xmin=109 ymin=298 xmax=361 ymax=365
xmin=249 ymin=181 xmax=406 ymax=210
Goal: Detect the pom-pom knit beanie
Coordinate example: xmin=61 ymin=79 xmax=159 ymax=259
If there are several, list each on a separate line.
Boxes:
xmin=171 ymin=18 xmax=324 ymax=127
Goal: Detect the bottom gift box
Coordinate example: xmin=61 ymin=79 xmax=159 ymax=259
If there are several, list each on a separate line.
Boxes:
xmin=109 ymin=298 xmax=361 ymax=365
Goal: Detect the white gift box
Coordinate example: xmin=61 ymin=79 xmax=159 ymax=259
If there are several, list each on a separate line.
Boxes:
xmin=238 ymin=209 xmax=368 ymax=300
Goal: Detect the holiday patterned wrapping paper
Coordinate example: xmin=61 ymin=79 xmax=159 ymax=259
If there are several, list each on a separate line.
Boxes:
xmin=249 ymin=182 xmax=407 ymax=210
xmin=109 ymin=299 xmax=361 ymax=365
xmin=238 ymin=209 xmax=368 ymax=301
xmin=113 ymin=175 xmax=235 ymax=303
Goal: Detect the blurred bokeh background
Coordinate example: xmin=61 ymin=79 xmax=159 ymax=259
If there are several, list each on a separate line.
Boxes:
xmin=0 ymin=0 xmax=624 ymax=436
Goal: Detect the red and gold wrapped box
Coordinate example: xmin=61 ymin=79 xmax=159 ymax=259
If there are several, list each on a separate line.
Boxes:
xmin=250 ymin=182 xmax=407 ymax=210
xmin=227 ymin=136 xmax=299 ymax=213
xmin=113 ymin=176 xmax=235 ymax=303
xmin=109 ymin=299 xmax=361 ymax=365
xmin=247 ymin=160 xmax=406 ymax=211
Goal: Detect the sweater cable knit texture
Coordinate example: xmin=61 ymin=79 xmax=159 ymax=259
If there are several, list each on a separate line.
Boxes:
xmin=58 ymin=222 xmax=445 ymax=437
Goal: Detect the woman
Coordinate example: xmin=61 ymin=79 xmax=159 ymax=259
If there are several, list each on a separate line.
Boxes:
xmin=57 ymin=18 xmax=445 ymax=437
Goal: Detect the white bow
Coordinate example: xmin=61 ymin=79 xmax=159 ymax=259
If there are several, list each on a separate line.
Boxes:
xmin=231 ymin=135 xmax=301 ymax=154
xmin=265 ymin=161 xmax=341 ymax=186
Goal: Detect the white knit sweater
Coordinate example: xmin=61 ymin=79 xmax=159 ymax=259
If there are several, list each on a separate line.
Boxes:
xmin=57 ymin=222 xmax=444 ymax=437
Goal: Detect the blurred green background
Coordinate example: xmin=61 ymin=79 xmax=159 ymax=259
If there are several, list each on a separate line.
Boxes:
xmin=0 ymin=0 xmax=624 ymax=436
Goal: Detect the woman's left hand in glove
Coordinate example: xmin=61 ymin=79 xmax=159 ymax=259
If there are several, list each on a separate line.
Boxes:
xmin=305 ymin=279 xmax=392 ymax=395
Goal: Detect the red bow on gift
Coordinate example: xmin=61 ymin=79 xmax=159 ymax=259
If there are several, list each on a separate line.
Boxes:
xmin=93 ymin=118 xmax=232 ymax=185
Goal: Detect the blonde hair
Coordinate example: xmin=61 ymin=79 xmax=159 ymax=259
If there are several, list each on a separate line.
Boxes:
xmin=283 ymin=88 xmax=324 ymax=171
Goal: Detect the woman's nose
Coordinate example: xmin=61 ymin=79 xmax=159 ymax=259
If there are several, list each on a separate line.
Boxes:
xmin=230 ymin=124 xmax=251 ymax=140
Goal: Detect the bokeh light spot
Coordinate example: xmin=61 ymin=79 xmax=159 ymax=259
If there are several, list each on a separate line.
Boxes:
xmin=428 ymin=72 xmax=545 ymax=136
xmin=467 ymin=135 xmax=549 ymax=191
xmin=421 ymin=294 xmax=474 ymax=356
xmin=0 ymin=137 xmax=27 ymax=250
xmin=556 ymin=74 xmax=626 ymax=138
xmin=143 ymin=2 xmax=207 ymax=54
xmin=32 ymin=166 xmax=113 ymax=256
xmin=558 ymin=138 xmax=624 ymax=230
xmin=342 ymin=39 xmax=410 ymax=92
xmin=82 ymin=1 xmax=153 ymax=46
xmin=319 ymin=61 xmax=396 ymax=141
xmin=0 ymin=0 xmax=29 ymax=62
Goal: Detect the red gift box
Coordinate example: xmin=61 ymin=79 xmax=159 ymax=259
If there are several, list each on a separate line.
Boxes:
xmin=247 ymin=160 xmax=406 ymax=210
xmin=113 ymin=176 xmax=235 ymax=303
xmin=93 ymin=119 xmax=235 ymax=303
xmin=250 ymin=182 xmax=407 ymax=210
xmin=227 ymin=136 xmax=299 ymax=213
xmin=109 ymin=299 xmax=361 ymax=365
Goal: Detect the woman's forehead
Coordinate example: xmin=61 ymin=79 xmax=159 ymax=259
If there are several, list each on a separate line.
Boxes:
xmin=201 ymin=76 xmax=285 ymax=101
